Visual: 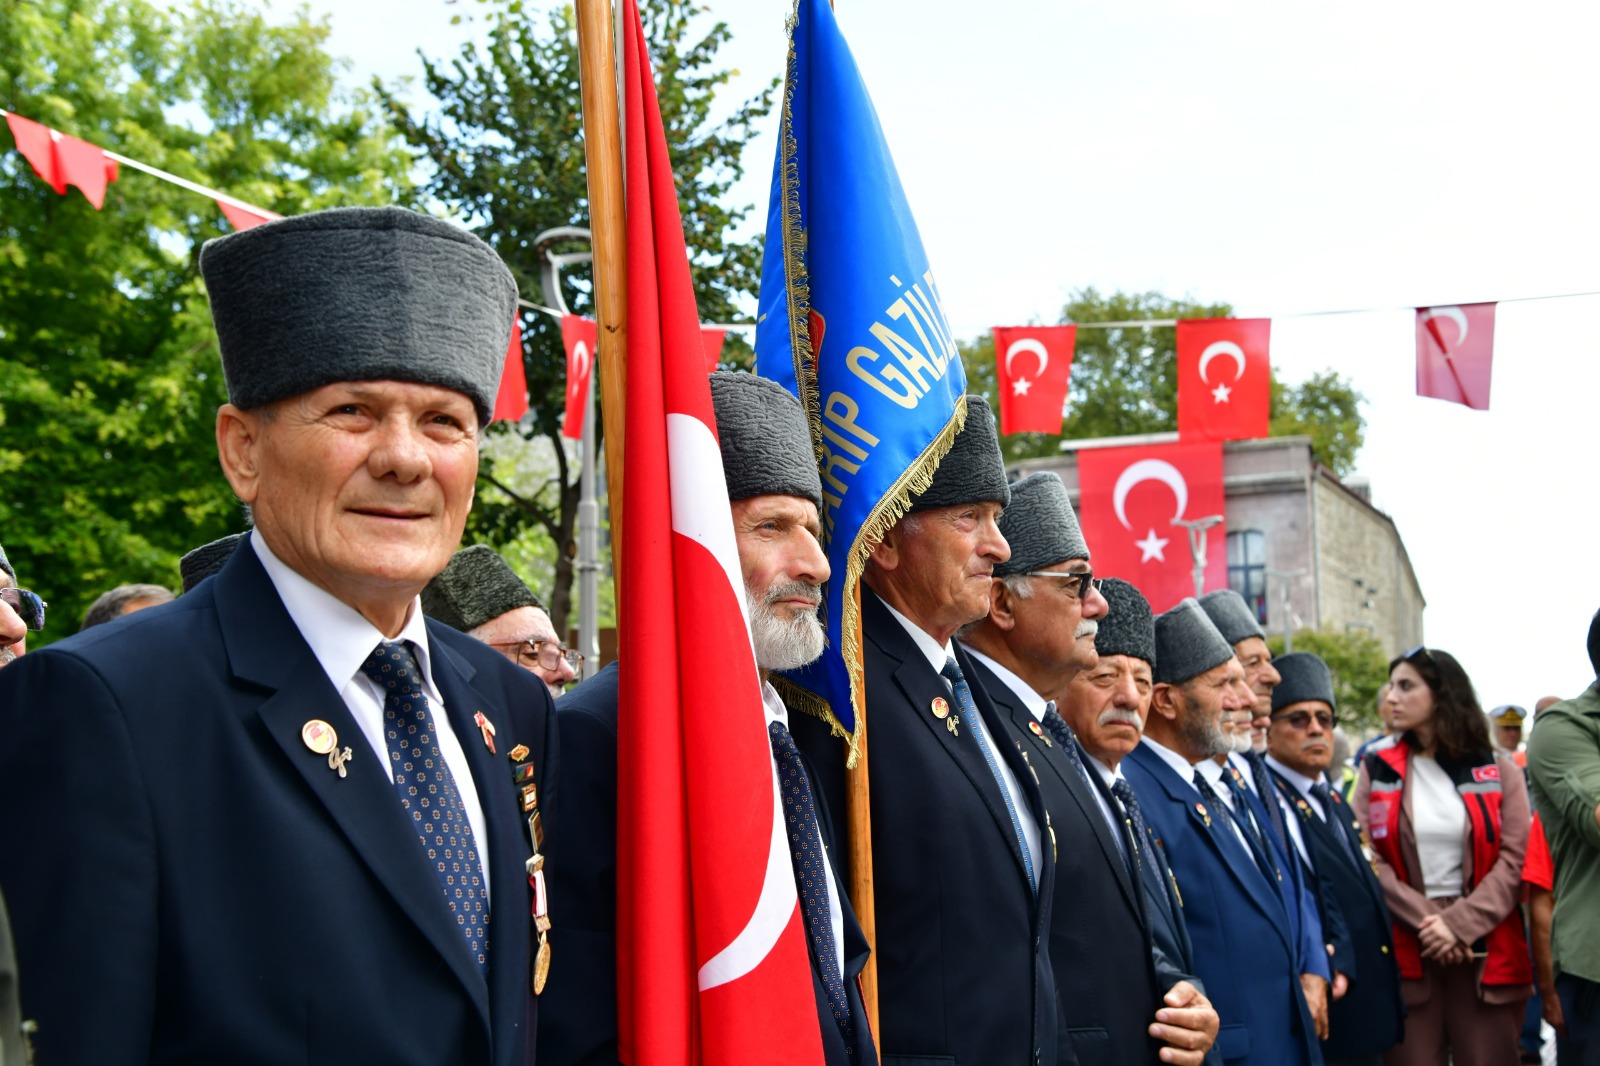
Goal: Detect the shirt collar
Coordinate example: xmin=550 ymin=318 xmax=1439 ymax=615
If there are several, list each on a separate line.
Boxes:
xmin=1141 ymin=734 xmax=1204 ymax=780
xmin=1194 ymin=757 xmax=1227 ymax=786
xmin=879 ymin=596 xmax=954 ymax=675
xmin=959 ymin=644 xmax=1049 ymax=722
xmin=1265 ymin=753 xmax=1320 ymax=800
xmin=251 ymin=530 xmax=436 ymax=697
xmin=1088 ymin=753 xmax=1124 ymax=789
xmin=762 ymin=680 xmax=788 ymax=731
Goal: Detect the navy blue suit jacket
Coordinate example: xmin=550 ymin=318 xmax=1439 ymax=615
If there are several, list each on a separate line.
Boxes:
xmin=538 ymin=662 xmax=876 ymax=1066
xmin=0 ymin=545 xmax=555 ymax=1065
xmin=1123 ymin=742 xmax=1319 ymax=1066
xmin=792 ymin=590 xmax=1058 ymax=1066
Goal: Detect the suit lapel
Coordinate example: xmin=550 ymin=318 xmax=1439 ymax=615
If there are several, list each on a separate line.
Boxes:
xmin=217 ymin=548 xmax=492 ymax=1029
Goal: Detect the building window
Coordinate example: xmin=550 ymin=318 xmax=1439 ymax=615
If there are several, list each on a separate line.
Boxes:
xmin=1227 ymin=530 xmax=1267 ymax=624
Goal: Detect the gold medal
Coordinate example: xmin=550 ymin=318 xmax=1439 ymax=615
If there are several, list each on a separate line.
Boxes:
xmin=532 ymin=935 xmax=551 ymax=995
xmin=930 ymin=697 xmax=950 ymax=719
xmin=509 ymin=743 xmax=530 ymax=762
xmin=302 ymin=720 xmax=337 ymax=755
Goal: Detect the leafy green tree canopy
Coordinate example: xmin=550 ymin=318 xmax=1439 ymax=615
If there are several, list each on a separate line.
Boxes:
xmin=1 ymin=0 xmax=412 ymax=642
xmin=382 ymin=0 xmax=774 ymax=632
xmin=958 ymin=287 xmax=1366 ymax=475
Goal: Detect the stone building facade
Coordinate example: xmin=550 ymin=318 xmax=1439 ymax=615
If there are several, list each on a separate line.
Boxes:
xmin=1014 ymin=435 xmax=1425 ymax=655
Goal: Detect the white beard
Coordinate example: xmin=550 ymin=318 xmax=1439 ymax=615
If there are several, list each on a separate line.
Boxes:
xmin=749 ymin=580 xmax=826 ymax=672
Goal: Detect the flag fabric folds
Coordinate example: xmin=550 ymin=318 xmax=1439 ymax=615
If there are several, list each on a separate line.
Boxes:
xmin=492 ymin=315 xmax=529 ymax=424
xmin=1076 ymin=440 xmax=1226 ymax=613
xmin=1176 ymin=317 xmax=1271 ymax=441
xmin=1416 ymin=303 xmax=1495 ymax=410
xmin=5 ymin=112 xmax=119 ymax=209
xmin=615 ymin=0 xmax=825 ymax=1062
xmin=559 ymin=315 xmax=598 ymax=440
xmin=992 ymin=325 xmax=1076 ymax=435
xmin=217 ymin=199 xmax=279 ymax=231
xmin=756 ymin=0 xmax=967 ymax=758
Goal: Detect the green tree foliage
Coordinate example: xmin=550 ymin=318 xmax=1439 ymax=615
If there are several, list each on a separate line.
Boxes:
xmin=1 ymin=0 xmax=412 ymax=642
xmin=1267 ymin=627 xmax=1392 ymax=738
xmin=381 ymin=0 xmax=774 ymax=632
xmin=957 ymin=287 xmax=1366 ymax=475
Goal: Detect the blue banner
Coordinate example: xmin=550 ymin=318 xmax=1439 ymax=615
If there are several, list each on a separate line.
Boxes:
xmin=756 ymin=0 xmax=967 ymax=762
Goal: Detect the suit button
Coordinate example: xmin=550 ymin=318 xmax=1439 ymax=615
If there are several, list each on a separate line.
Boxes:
xmin=1381 ymin=945 xmax=1390 ymax=954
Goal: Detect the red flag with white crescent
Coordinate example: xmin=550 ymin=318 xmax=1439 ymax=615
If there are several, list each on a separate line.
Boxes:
xmin=1177 ymin=318 xmax=1271 ymax=441
xmin=615 ymin=0 xmax=825 ymax=1062
xmin=992 ymin=325 xmax=1076 ymax=434
xmin=559 ymin=315 xmax=598 ymax=440
xmin=1416 ymin=303 xmax=1495 ymax=410
xmin=1077 ymin=440 xmax=1227 ymax=613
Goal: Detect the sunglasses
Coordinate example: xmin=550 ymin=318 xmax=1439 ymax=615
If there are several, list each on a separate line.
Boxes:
xmin=1399 ymin=644 xmax=1435 ymax=666
xmin=1271 ymin=709 xmax=1337 ymax=731
xmin=0 ymin=587 xmax=46 ymax=631
xmin=1026 ymin=568 xmax=1102 ymax=600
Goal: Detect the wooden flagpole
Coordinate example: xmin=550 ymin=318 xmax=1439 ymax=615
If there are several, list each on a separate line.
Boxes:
xmin=576 ymin=0 xmax=628 ymax=582
xmin=847 ymin=584 xmax=881 ymax=1038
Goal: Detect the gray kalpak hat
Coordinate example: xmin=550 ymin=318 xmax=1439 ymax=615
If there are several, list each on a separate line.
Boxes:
xmin=994 ymin=472 xmax=1088 ymax=577
xmin=1271 ymin=652 xmax=1336 ymax=713
xmin=708 ymin=372 xmax=823 ymax=510
xmin=179 ymin=532 xmax=247 ymax=593
xmin=908 ymin=395 xmax=1010 ymax=512
xmin=199 ymin=206 xmax=518 ymax=425
xmin=422 ymin=545 xmax=542 ymax=634
xmin=0 ymin=540 xmax=11 ymax=580
xmin=1154 ymin=597 xmax=1236 ymax=685
xmin=1095 ymin=578 xmax=1156 ymax=667
xmin=1198 ymin=589 xmax=1267 ymax=646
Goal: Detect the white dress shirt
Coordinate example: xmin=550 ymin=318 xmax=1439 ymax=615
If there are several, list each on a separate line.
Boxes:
xmin=764 ymin=680 xmax=846 ymax=983
xmin=881 ymin=601 xmax=1040 ymax=877
xmin=1142 ymin=735 xmax=1254 ymax=859
xmin=252 ymin=531 xmax=491 ymax=894
xmin=1262 ymin=754 xmax=1319 ymax=867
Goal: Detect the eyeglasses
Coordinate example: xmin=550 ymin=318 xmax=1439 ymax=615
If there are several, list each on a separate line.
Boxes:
xmin=1026 ymin=568 xmax=1101 ymax=600
xmin=489 ymin=638 xmax=583 ymax=673
xmin=0 ymin=588 xmax=46 ymax=631
xmin=1271 ymin=709 xmax=1337 ymax=730
xmin=1400 ymin=645 xmax=1435 ymax=666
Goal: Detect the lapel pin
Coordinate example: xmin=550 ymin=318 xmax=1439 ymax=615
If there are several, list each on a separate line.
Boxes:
xmin=515 ymin=763 xmax=537 ymax=785
xmin=946 ymin=713 xmax=960 ymax=737
xmin=930 ymin=696 xmax=950 ymax=720
xmin=1195 ymin=801 xmax=1211 ymax=827
xmin=1027 ymin=720 xmax=1052 ymax=746
xmin=302 ymin=720 xmax=353 ymax=778
xmin=473 ymin=711 xmax=497 ymax=754
xmin=509 ymin=743 xmax=530 ymax=763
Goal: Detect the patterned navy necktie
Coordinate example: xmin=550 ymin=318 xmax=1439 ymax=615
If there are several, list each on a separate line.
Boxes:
xmin=1246 ymin=753 xmax=1290 ymax=851
xmin=1110 ymin=777 xmax=1149 ymax=873
xmin=1194 ymin=769 xmax=1275 ymax=880
xmin=1222 ymin=764 xmax=1279 ymax=871
xmin=768 ymin=720 xmax=856 ymax=1059
xmin=360 ymin=640 xmax=490 ymax=976
xmin=941 ymin=657 xmax=1037 ymax=894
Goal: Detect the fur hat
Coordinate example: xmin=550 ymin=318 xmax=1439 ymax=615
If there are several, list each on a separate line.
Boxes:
xmin=908 ymin=396 xmax=1010 ymax=512
xmin=1095 ymin=578 xmax=1156 ymax=667
xmin=708 ymin=372 xmax=823 ymax=510
xmin=179 ymin=532 xmax=247 ymax=593
xmin=1271 ymin=652 xmax=1336 ymax=713
xmin=1198 ymin=589 xmax=1266 ymax=646
xmin=200 ymin=206 xmax=517 ymax=425
xmin=422 ymin=545 xmax=542 ymax=633
xmin=1154 ymin=598 xmax=1235 ymax=686
xmin=994 ymin=472 xmax=1088 ymax=577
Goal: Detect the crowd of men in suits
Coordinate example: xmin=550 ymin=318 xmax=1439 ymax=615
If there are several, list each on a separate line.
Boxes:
xmin=0 ymin=203 xmax=1480 ymax=1066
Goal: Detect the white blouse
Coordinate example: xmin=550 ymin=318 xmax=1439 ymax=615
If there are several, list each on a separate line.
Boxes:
xmin=1410 ymin=754 xmax=1466 ymax=899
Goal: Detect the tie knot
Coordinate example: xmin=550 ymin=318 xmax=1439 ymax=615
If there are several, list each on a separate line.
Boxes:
xmin=360 ymin=640 xmax=422 ymax=691
xmin=940 ymin=656 xmax=964 ymax=685
xmin=768 ymin=718 xmax=799 ymax=758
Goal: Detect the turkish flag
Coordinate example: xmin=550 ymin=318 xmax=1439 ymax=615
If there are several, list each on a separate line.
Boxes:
xmin=559 ymin=315 xmax=598 ymax=440
xmin=701 ymin=327 xmax=727 ymax=372
xmin=993 ymin=325 xmax=1075 ymax=434
xmin=1077 ymin=440 xmax=1227 ymax=613
xmin=1177 ymin=318 xmax=1271 ymax=441
xmin=492 ymin=315 xmax=529 ymax=424
xmin=1416 ymin=303 xmax=1495 ymax=410
xmin=5 ymin=112 xmax=119 ymax=209
xmin=217 ymin=199 xmax=280 ymax=231
xmin=615 ymin=0 xmax=825 ymax=1063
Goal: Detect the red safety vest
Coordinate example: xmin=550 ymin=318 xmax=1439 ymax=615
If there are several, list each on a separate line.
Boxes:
xmin=1363 ymin=738 xmax=1530 ymax=987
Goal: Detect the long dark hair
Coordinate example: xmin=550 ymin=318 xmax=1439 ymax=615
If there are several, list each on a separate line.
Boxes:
xmin=1389 ymin=647 xmax=1492 ymax=762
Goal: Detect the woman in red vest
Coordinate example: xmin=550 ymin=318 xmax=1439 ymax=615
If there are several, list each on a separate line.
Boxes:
xmin=1353 ymin=646 xmax=1531 ymax=1066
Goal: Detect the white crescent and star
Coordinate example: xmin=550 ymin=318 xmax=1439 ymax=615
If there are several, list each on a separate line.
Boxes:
xmin=1005 ymin=337 xmax=1049 ymax=396
xmin=567 ymin=338 xmax=591 ymax=398
xmin=1419 ymin=306 xmax=1469 ymax=355
xmin=1112 ymin=458 xmax=1189 ymax=530
xmin=1198 ymin=340 xmax=1246 ymax=404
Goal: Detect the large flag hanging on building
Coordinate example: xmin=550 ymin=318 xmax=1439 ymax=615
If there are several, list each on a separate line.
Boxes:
xmin=756 ymin=0 xmax=967 ymax=759
xmin=1416 ymin=303 xmax=1495 ymax=410
xmin=1077 ymin=440 xmax=1227 ymax=612
xmin=615 ymin=1 xmax=825 ymax=1063
xmin=1176 ymin=317 xmax=1271 ymax=441
xmin=992 ymin=325 xmax=1076 ymax=434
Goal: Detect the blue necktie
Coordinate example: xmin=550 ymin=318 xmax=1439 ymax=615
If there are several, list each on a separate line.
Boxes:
xmin=1194 ymin=769 xmax=1276 ymax=881
xmin=1222 ymin=764 xmax=1280 ymax=875
xmin=360 ymin=640 xmax=490 ymax=976
xmin=1042 ymin=704 xmax=1129 ymax=869
xmin=941 ymin=657 xmax=1036 ymax=894
xmin=769 ymin=720 xmax=856 ymax=1057
xmin=1247 ymin=753 xmax=1291 ymax=852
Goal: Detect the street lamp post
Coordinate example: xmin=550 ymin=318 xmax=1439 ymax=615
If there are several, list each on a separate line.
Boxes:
xmin=1173 ymin=515 xmax=1225 ymax=599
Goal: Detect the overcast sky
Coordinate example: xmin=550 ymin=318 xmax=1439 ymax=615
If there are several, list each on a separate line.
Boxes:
xmin=302 ymin=0 xmax=1600 ymax=718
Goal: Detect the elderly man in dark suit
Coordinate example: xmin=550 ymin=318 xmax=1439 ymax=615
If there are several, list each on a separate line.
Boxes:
xmin=1122 ymin=599 xmax=1321 ymax=1066
xmin=1266 ymin=653 xmax=1404 ymax=1066
xmin=0 ymin=207 xmax=555 ymax=1065
xmin=959 ymin=474 xmax=1218 ymax=1066
xmin=791 ymin=397 xmax=1057 ymax=1065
